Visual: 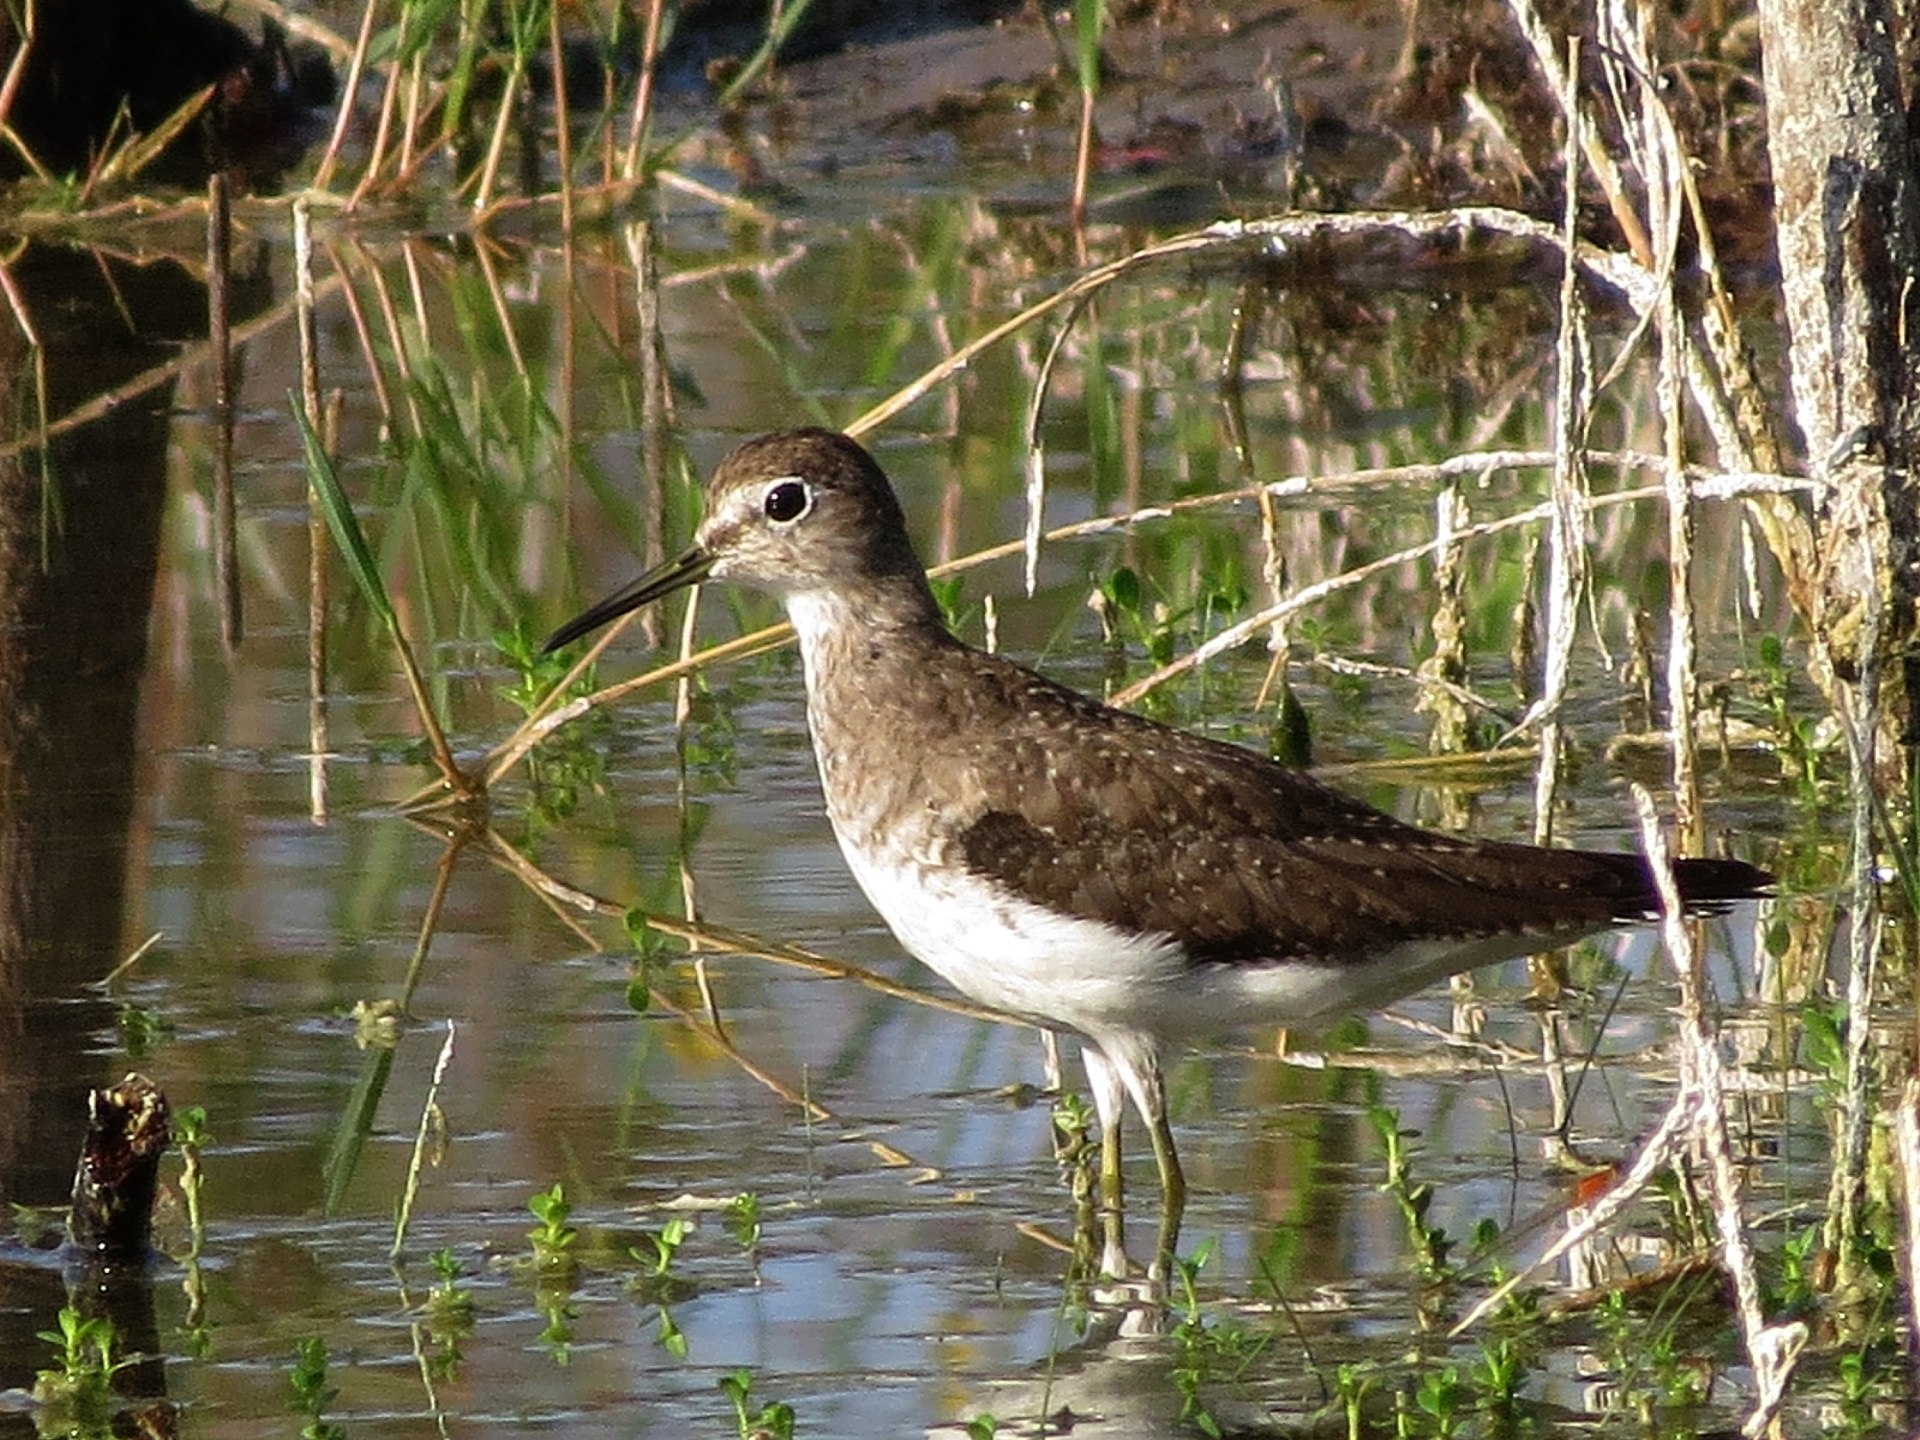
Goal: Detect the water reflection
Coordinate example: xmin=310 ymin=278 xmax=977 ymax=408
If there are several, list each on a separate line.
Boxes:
xmin=0 ymin=240 xmax=275 ymax=1422
xmin=0 ymin=246 xmax=264 ymax=1198
xmin=0 ymin=197 xmax=1794 ymax=1435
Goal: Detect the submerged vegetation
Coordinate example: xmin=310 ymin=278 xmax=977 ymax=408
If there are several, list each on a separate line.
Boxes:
xmin=1 ymin=0 xmax=1915 ymax=1435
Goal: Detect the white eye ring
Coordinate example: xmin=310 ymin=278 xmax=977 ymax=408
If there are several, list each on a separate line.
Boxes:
xmin=762 ymin=477 xmax=813 ymax=525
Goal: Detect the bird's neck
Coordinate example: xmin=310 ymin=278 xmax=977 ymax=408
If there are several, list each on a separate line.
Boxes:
xmin=784 ymin=574 xmax=949 ymax=657
xmin=784 ymin=577 xmax=960 ymax=766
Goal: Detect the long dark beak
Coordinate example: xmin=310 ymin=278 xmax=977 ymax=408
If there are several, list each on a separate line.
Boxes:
xmin=541 ymin=543 xmax=716 ymax=654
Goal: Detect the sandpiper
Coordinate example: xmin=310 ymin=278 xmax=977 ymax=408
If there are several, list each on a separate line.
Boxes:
xmin=545 ymin=428 xmax=1771 ymax=1280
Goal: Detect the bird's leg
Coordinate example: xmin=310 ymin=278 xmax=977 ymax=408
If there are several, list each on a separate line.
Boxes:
xmin=1113 ymin=1048 xmax=1182 ymax=1286
xmin=1145 ymin=1101 xmax=1186 ymax=1283
xmin=1080 ymin=1047 xmax=1131 ymax=1279
xmin=1040 ymin=1030 xmax=1064 ymax=1093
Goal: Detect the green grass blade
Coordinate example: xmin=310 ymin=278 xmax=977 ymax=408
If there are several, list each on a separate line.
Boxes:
xmin=1074 ymin=0 xmax=1104 ymax=98
xmin=711 ymin=0 xmax=819 ymax=112
xmin=294 ymin=393 xmax=397 ymax=629
xmin=323 ymin=1043 xmax=395 ymax=1216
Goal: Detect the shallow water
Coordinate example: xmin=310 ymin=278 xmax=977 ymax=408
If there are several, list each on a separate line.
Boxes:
xmin=0 ymin=23 xmax=1824 ymax=1436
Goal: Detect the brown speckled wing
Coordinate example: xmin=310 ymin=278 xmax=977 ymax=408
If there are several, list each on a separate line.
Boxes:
xmin=948 ymin=661 xmax=1758 ymax=964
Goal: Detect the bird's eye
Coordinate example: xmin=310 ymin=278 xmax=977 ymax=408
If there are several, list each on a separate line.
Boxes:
xmin=763 ymin=479 xmax=811 ymax=524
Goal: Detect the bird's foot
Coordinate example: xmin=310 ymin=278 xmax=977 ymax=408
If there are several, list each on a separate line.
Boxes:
xmin=1088 ymin=1268 xmax=1165 ymax=1315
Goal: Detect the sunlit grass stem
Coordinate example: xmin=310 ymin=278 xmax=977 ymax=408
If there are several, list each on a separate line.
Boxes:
xmin=311 ymin=0 xmax=381 ymax=194
xmin=0 ymin=0 xmax=49 ymax=180
xmin=547 ymin=0 xmax=574 ymax=234
xmin=470 ymin=0 xmax=547 ymax=210
xmin=621 ymin=0 xmax=671 ymax=178
xmin=208 ymin=173 xmax=241 ymax=651
xmin=1069 ymin=0 xmax=1104 ymax=230
xmin=391 ymin=1022 xmax=456 ymax=1260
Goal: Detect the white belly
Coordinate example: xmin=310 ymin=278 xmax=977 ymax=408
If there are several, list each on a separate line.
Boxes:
xmin=831 ymin=823 xmax=1569 ymax=1048
xmin=832 ymin=826 xmax=1173 ymax=1031
xmin=831 ymin=825 xmax=1492 ymax=1045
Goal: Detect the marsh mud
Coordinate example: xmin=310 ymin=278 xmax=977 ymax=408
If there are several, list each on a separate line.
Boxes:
xmin=669 ymin=0 xmax=1771 ymax=274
